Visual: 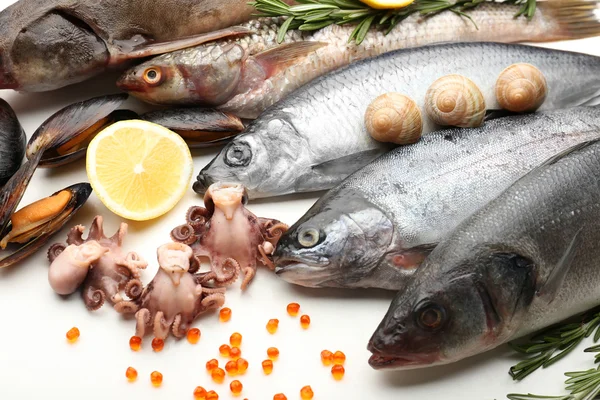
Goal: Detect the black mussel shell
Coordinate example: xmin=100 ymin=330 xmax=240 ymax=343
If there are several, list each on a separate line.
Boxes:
xmin=0 ymin=98 xmax=25 ymax=187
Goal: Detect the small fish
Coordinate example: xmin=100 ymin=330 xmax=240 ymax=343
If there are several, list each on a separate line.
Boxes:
xmin=0 ymin=0 xmax=277 ymax=91
xmin=367 ymin=138 xmax=600 ymax=370
xmin=194 ymin=42 xmax=600 ymax=199
xmin=273 ymin=106 xmax=600 ymax=290
xmin=117 ymin=1 xmax=600 ymax=119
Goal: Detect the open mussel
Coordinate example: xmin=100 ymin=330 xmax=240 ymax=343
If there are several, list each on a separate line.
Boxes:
xmin=0 ymin=98 xmax=26 ymax=187
xmin=26 ymin=93 xmax=136 ymax=168
xmin=0 ymin=183 xmax=92 ymax=268
xmin=140 ymin=108 xmax=245 ymax=148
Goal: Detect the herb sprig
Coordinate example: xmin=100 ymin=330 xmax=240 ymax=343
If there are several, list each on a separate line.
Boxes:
xmin=509 ymin=310 xmax=600 ymax=381
xmin=248 ymin=0 xmax=538 ymax=45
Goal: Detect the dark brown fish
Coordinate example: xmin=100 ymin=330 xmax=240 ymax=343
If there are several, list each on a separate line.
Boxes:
xmin=0 ymin=0 xmax=282 ymax=91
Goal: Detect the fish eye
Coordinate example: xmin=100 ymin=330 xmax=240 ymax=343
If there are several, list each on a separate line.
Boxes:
xmin=415 ymin=303 xmax=446 ymax=331
xmin=143 ymin=67 xmax=162 ymax=85
xmin=224 ymin=142 xmax=252 ymax=167
xmin=297 ymin=227 xmax=321 ymax=248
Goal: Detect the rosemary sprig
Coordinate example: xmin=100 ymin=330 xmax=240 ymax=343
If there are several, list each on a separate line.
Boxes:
xmin=248 ymin=0 xmax=538 ymax=45
xmin=508 ymin=310 xmax=600 ymax=381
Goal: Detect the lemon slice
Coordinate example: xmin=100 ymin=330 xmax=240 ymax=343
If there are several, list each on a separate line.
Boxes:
xmin=86 ymin=119 xmax=193 ymax=221
xmin=358 ymin=0 xmax=414 ymax=9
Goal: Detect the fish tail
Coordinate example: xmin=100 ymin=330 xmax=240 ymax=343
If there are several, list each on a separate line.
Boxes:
xmin=536 ymin=0 xmax=600 ymax=41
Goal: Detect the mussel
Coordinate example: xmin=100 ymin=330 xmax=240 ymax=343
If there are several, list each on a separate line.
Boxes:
xmin=0 ymin=98 xmax=26 ymax=187
xmin=26 ymin=93 xmax=136 ymax=168
xmin=0 ymin=183 xmax=92 ymax=268
xmin=140 ymin=108 xmax=245 ymax=148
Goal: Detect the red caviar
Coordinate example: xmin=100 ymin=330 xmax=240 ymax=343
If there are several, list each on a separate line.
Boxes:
xmin=129 ymin=336 xmax=142 ymax=351
xmin=321 ymin=350 xmax=334 ymax=366
xmin=206 ymin=390 xmax=219 ymax=400
xmin=331 ymin=364 xmax=345 ymax=380
xmin=333 ymin=350 xmax=346 ymax=365
xmin=230 ymin=332 xmax=242 ymax=347
xmin=300 ymin=386 xmax=314 ymax=399
xmin=266 ymin=319 xmax=279 ymax=334
xmin=125 ymin=367 xmax=138 ymax=382
xmin=219 ymin=307 xmax=232 ymax=322
xmin=152 ymin=337 xmax=164 ymax=352
xmin=194 ymin=386 xmax=208 ymax=399
xmin=230 ymin=346 xmax=241 ymax=360
xmin=287 ymin=302 xmax=300 ymax=316
xmin=66 ymin=327 xmax=80 ymax=342
xmin=267 ymin=347 xmax=279 ymax=360
xmin=150 ymin=371 xmax=163 ymax=386
xmin=219 ymin=344 xmax=231 ymax=357
xmin=187 ymin=328 xmax=201 ymax=344
xmin=237 ymin=358 xmax=249 ymax=374
xmin=262 ymin=359 xmax=273 ymax=375
xmin=300 ymin=315 xmax=311 ymax=329
xmin=225 ymin=360 xmax=238 ymax=376
xmin=206 ymin=358 xmax=219 ymax=372
xmin=212 ymin=367 xmax=226 ymax=383
xmin=230 ymin=380 xmax=243 ymax=395
xmin=273 ymin=394 xmax=287 ymax=400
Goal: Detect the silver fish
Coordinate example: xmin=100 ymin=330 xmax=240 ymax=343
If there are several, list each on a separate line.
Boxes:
xmin=117 ymin=1 xmax=600 ymax=119
xmin=367 ymin=138 xmax=600 ymax=370
xmin=273 ymin=106 xmax=600 ymax=290
xmin=194 ymin=42 xmax=600 ymax=199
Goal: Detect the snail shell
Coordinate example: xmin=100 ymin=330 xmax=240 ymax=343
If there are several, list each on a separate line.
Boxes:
xmin=425 ymin=74 xmax=486 ymax=128
xmin=365 ymin=93 xmax=423 ymax=145
xmin=495 ymin=63 xmax=547 ymax=112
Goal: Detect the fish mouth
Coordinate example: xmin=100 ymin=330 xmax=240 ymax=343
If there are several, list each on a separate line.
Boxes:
xmin=116 ymin=74 xmax=145 ymax=92
xmin=193 ymin=171 xmax=216 ymax=195
xmin=367 ymin=351 xmax=440 ymax=370
xmin=274 ymin=258 xmax=334 ymax=288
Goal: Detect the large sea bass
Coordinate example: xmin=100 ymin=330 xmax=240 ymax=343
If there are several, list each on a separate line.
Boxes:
xmin=0 ymin=0 xmax=285 ymax=91
xmin=118 ymin=1 xmax=600 ymax=119
xmin=194 ymin=42 xmax=600 ymax=199
xmin=367 ymin=138 xmax=600 ymax=370
xmin=273 ymin=106 xmax=600 ymax=290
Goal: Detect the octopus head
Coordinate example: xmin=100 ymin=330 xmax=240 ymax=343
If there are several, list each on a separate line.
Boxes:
xmin=157 ymin=242 xmax=194 ymax=286
xmin=204 ymin=182 xmax=248 ymax=221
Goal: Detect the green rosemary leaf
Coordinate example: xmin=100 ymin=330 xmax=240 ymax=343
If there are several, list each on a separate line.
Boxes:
xmin=277 ymin=16 xmax=295 ymax=43
xmin=299 ymin=20 xmax=336 ymax=30
xmin=303 ymin=10 xmax=335 ymax=22
xmin=290 ymin=3 xmax=340 ymax=12
xmin=506 ymin=395 xmax=573 ymax=400
xmin=544 ymin=341 xmax=582 ymax=368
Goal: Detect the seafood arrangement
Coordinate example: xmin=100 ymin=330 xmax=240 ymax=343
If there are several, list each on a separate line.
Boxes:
xmin=3 ymin=0 xmax=600 ymax=397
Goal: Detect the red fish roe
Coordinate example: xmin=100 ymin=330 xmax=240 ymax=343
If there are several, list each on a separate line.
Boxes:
xmin=230 ymin=380 xmax=243 ymax=395
xmin=300 ymin=315 xmax=310 ymax=329
xmin=206 ymin=390 xmax=219 ymax=400
xmin=300 ymin=386 xmax=314 ymax=399
xmin=321 ymin=350 xmax=334 ymax=366
xmin=267 ymin=347 xmax=279 ymax=360
xmin=129 ymin=335 xmax=142 ymax=351
xmin=331 ymin=364 xmax=345 ymax=380
xmin=286 ymin=302 xmax=300 ymax=316
xmin=230 ymin=332 xmax=242 ymax=347
xmin=125 ymin=367 xmax=138 ymax=382
xmin=237 ymin=358 xmax=249 ymax=374
xmin=230 ymin=346 xmax=242 ymax=360
xmin=266 ymin=319 xmax=279 ymax=334
xmin=193 ymin=386 xmax=208 ymax=399
xmin=150 ymin=371 xmax=163 ymax=386
xmin=66 ymin=327 xmax=80 ymax=342
xmin=273 ymin=394 xmax=287 ymax=400
xmin=219 ymin=344 xmax=231 ymax=357
xmin=225 ymin=360 xmax=238 ymax=376
xmin=333 ymin=350 xmax=346 ymax=365
xmin=206 ymin=358 xmax=219 ymax=372
xmin=187 ymin=328 xmax=201 ymax=344
xmin=152 ymin=337 xmax=164 ymax=352
xmin=219 ymin=307 xmax=232 ymax=322
xmin=262 ymin=359 xmax=273 ymax=375
xmin=212 ymin=367 xmax=226 ymax=383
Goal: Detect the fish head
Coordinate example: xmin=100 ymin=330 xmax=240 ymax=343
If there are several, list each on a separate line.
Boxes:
xmin=0 ymin=7 xmax=109 ymax=91
xmin=194 ymin=116 xmax=308 ymax=198
xmin=273 ymin=189 xmax=394 ymax=288
xmin=117 ymin=43 xmax=246 ymax=105
xmin=367 ymin=247 xmax=526 ymax=369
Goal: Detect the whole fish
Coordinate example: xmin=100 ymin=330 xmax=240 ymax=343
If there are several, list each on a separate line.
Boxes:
xmin=273 ymin=106 xmax=600 ymax=290
xmin=193 ymin=42 xmax=600 ymax=199
xmin=0 ymin=0 xmax=286 ymax=91
xmin=367 ymin=138 xmax=600 ymax=370
xmin=117 ymin=1 xmax=600 ymax=119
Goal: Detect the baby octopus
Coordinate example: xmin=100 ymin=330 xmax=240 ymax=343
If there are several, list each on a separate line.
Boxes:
xmin=170 ymin=182 xmax=288 ymax=289
xmin=114 ymin=242 xmax=226 ymax=339
xmin=47 ymin=215 xmax=147 ymax=310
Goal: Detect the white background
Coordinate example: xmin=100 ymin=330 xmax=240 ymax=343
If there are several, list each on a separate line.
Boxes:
xmin=0 ymin=0 xmax=599 ymax=399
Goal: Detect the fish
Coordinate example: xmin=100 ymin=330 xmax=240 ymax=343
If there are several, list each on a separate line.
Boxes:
xmin=117 ymin=1 xmax=600 ymax=119
xmin=367 ymin=137 xmax=600 ymax=370
xmin=272 ymin=106 xmax=600 ymax=290
xmin=0 ymin=0 xmax=287 ymax=91
xmin=193 ymin=42 xmax=600 ymax=199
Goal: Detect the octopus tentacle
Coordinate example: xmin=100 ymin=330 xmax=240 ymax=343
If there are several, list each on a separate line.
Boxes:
xmin=135 ymin=308 xmax=151 ymax=337
xmin=125 ymin=279 xmax=143 ymax=300
xmin=114 ymin=300 xmax=139 ymax=314
xmin=115 ymin=252 xmax=147 ymax=279
xmin=258 ymin=242 xmax=275 ymax=270
xmin=172 ymin=314 xmax=187 ymax=338
xmin=241 ymin=267 xmax=256 ymax=290
xmin=47 ymin=243 xmax=66 ymax=263
xmin=66 ymin=225 xmax=85 ymax=246
xmin=202 ymin=287 xmax=227 ymax=295
xmin=153 ymin=311 xmax=170 ymax=340
xmin=110 ymin=222 xmax=128 ymax=247
xmin=170 ymin=223 xmax=197 ymax=245
xmin=189 ymin=255 xmax=202 ymax=274
xmin=82 ymin=286 xmax=105 ymax=311
xmin=265 ymin=222 xmax=289 ymax=243
xmin=186 ymin=206 xmax=211 ymax=233
xmin=201 ymin=293 xmax=226 ymax=310
xmin=214 ymin=257 xmax=240 ymax=286
xmin=126 ymin=252 xmax=148 ymax=270
xmin=87 ymin=216 xmax=106 ymax=241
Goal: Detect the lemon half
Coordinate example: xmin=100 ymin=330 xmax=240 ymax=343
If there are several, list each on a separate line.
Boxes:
xmin=86 ymin=119 xmax=193 ymax=221
xmin=359 ymin=0 xmax=414 ymax=10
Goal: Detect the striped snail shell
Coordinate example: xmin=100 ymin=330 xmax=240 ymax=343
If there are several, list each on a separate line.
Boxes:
xmin=425 ymin=74 xmax=486 ymax=128
xmin=364 ymin=93 xmax=423 ymax=145
xmin=495 ymin=63 xmax=547 ymax=112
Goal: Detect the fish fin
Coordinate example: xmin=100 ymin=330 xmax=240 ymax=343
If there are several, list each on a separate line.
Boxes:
xmin=109 ymin=26 xmax=254 ymax=64
xmin=387 ymin=244 xmax=436 ymax=271
xmin=310 ymin=149 xmax=388 ymax=178
xmin=537 ymin=0 xmax=600 ymax=41
xmin=537 ymin=227 xmax=583 ymax=304
xmin=254 ymin=41 xmax=328 ymax=78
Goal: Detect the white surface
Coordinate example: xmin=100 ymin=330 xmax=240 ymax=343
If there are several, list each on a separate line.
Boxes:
xmin=1 ymin=1 xmax=600 ymax=399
